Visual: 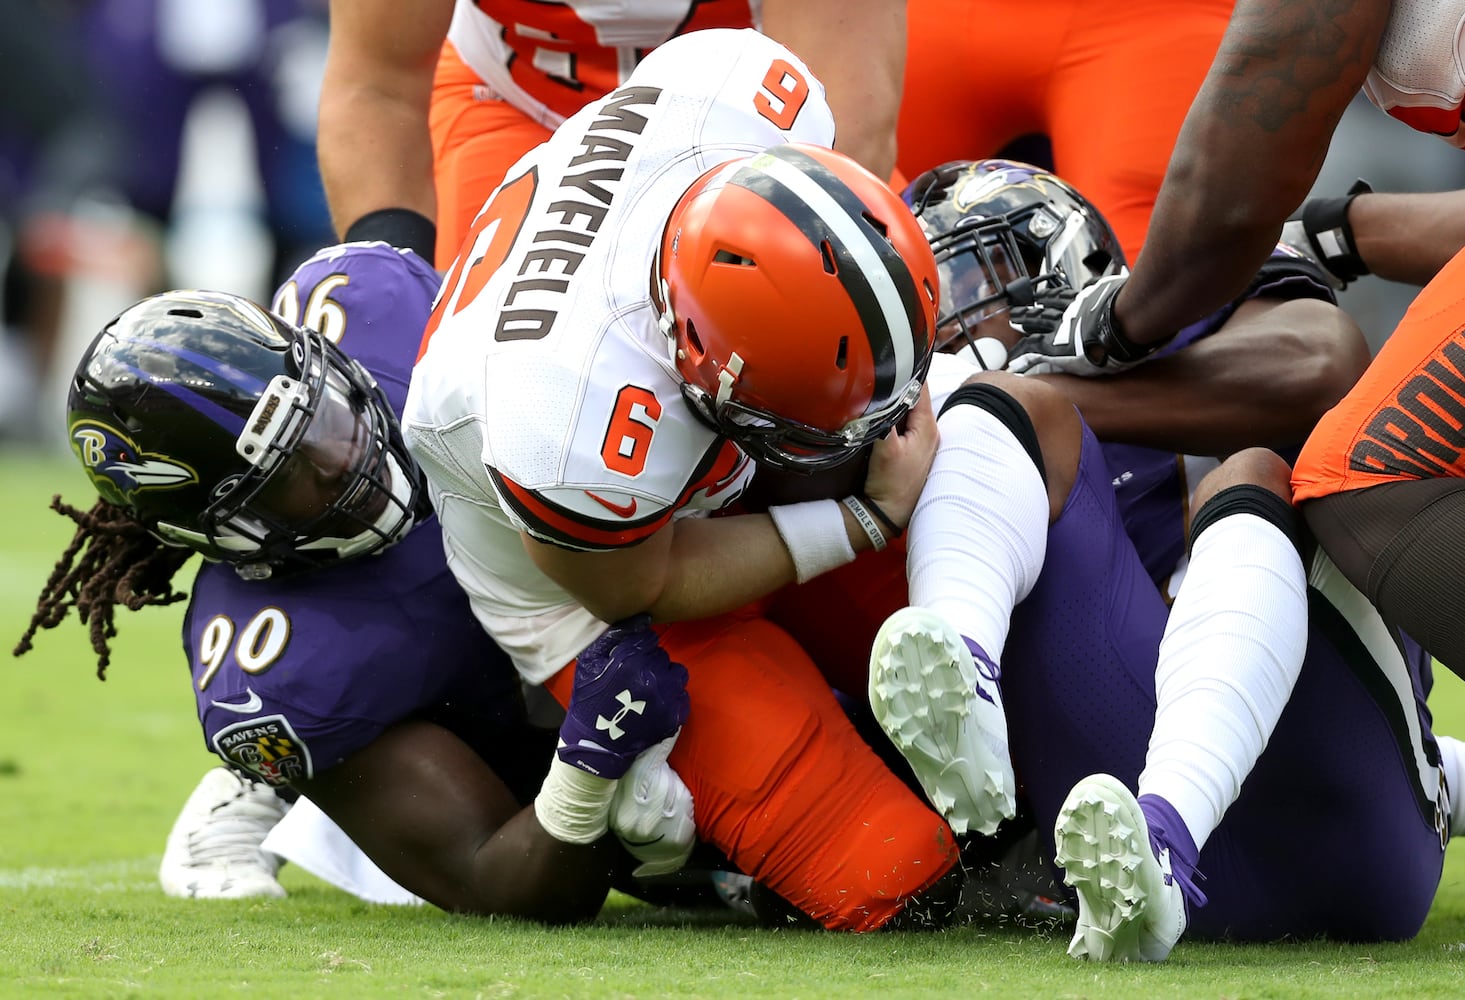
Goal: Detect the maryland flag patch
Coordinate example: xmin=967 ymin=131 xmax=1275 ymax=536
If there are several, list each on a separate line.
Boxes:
xmin=213 ymin=715 xmax=313 ymax=786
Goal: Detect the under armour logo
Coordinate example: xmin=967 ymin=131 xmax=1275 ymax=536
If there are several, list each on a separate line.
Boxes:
xmin=595 ymin=689 xmax=646 ymax=740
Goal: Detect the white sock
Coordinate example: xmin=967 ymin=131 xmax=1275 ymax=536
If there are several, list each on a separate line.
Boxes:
xmin=905 ymin=402 xmax=1048 ymax=658
xmin=1137 ymin=512 xmax=1307 ymax=850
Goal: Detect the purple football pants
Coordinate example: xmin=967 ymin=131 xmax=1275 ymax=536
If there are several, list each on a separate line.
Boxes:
xmin=1001 ymin=425 xmax=1445 ymax=942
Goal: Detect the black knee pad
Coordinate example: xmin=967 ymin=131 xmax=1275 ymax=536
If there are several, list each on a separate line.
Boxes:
xmin=1190 ymin=483 xmax=1306 ymax=560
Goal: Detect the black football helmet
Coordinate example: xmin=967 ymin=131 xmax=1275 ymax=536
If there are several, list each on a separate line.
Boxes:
xmin=903 ymin=159 xmax=1126 ymax=360
xmin=67 ymin=289 xmax=423 ymax=578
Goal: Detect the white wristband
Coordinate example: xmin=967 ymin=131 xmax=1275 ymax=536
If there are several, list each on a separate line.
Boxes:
xmin=841 ymin=495 xmax=887 ymax=552
xmin=534 ymin=755 xmax=617 ymax=845
xmin=768 ymin=498 xmax=857 ymax=584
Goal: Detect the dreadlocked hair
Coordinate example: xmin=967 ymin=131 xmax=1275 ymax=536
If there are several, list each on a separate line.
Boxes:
xmin=14 ymin=496 xmax=194 ymax=680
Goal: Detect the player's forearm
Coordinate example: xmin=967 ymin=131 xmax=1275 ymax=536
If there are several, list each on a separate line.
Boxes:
xmin=1044 ymin=298 xmax=1369 ymax=455
xmin=1116 ymin=0 xmax=1387 ymax=347
xmin=1118 ymin=154 xmax=1294 ymax=350
xmin=761 ymin=0 xmax=904 ymax=181
xmin=648 ymin=513 xmax=806 ymax=622
xmin=634 ymin=509 xmax=892 ymax=624
xmin=319 ymin=0 xmax=450 ymax=239
xmin=1349 ymin=191 xmax=1465 ymax=286
xmin=318 ymin=92 xmax=437 ymax=239
xmin=534 ymin=507 xmax=877 ymax=626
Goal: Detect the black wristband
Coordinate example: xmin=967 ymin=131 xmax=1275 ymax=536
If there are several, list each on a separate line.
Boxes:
xmin=856 ymin=492 xmax=903 ymax=538
xmin=1079 ymin=278 xmax=1160 ymax=367
xmin=343 ymin=208 xmax=438 ymax=265
xmin=1298 ymin=178 xmax=1372 ymax=284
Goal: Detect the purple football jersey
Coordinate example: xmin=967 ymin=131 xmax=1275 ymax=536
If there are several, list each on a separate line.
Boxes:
xmin=184 ymin=243 xmax=524 ymax=786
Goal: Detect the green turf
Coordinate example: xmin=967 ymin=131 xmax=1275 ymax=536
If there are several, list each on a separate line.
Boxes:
xmin=5 ymin=445 xmax=1465 ymax=999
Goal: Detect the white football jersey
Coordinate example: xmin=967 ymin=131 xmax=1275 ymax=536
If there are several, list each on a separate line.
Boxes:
xmin=405 ymin=28 xmax=835 ymax=682
xmin=1363 ymin=0 xmax=1465 ymax=147
xmin=447 ymin=0 xmax=763 ymax=129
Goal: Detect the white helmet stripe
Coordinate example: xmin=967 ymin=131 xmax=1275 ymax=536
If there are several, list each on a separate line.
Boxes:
xmin=748 ymin=150 xmax=918 ymax=388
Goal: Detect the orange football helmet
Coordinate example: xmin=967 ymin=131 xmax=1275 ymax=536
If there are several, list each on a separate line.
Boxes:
xmin=654 ymin=143 xmax=939 ymax=473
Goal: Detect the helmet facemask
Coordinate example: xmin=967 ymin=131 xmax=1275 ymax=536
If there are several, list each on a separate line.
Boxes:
xmin=676 ymin=361 xmax=926 ymax=474
xmin=907 ymin=160 xmax=1126 ymax=364
xmin=926 ymin=215 xmax=1035 ymax=358
xmin=157 ymin=329 xmax=421 ymax=578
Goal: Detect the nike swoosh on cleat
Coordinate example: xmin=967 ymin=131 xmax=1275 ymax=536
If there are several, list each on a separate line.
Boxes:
xmin=585 ymin=491 xmax=638 ymax=517
xmin=210 ymin=688 xmax=263 ymax=714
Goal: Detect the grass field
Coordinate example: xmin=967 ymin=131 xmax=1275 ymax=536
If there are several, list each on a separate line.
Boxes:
xmin=5 ymin=445 xmax=1465 ymax=999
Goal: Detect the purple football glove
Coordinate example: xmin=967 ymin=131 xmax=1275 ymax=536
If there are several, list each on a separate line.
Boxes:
xmin=558 ymin=615 xmax=691 ymax=779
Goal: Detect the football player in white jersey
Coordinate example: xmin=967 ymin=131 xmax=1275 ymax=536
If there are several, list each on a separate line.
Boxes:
xmin=406 ymin=28 xmax=983 ymax=932
xmin=319 ymin=0 xmax=907 ymax=267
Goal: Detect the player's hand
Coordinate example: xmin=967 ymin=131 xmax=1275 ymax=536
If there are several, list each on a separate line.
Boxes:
xmin=610 ymin=732 xmax=696 ymax=877
xmin=1007 ymin=274 xmax=1148 ymax=377
xmin=557 ymin=616 xmax=690 ymax=780
xmin=861 ymin=384 xmax=937 ymax=532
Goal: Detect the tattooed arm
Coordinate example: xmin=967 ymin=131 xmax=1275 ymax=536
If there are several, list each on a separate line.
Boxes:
xmin=1111 ymin=0 xmax=1392 ymax=349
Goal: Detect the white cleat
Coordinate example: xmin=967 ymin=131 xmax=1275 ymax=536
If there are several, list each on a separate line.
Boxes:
xmin=868 ymin=606 xmax=1016 ymax=836
xmin=1054 ymin=773 xmax=1187 ymax=962
xmin=160 ymin=767 xmax=290 ymax=900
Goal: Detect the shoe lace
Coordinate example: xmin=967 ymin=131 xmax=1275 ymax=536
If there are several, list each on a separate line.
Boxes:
xmin=964 ymin=638 xmax=1002 ymax=706
xmin=184 ymin=785 xmax=286 ymax=867
xmin=1149 ymin=835 xmax=1208 ymax=909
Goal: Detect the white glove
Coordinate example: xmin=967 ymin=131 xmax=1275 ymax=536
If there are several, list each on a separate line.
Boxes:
xmin=609 ymin=732 xmax=695 ymax=877
xmin=1007 ymin=273 xmax=1147 ymax=377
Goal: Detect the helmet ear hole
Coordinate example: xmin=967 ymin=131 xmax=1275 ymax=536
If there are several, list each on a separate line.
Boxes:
xmin=713 ymin=249 xmax=755 ymax=267
xmin=835 ymin=336 xmax=848 ymax=371
xmin=684 ymin=318 xmax=705 ymax=359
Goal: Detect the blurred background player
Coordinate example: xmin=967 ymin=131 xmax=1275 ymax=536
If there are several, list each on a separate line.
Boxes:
xmin=320 ymin=0 xmax=908 ymax=268
xmin=81 ymin=0 xmax=337 ymax=288
xmin=0 ymin=0 xmax=140 ymax=443
xmin=5 ymin=0 xmax=339 ymax=451
xmin=14 ymin=238 xmax=692 ymax=913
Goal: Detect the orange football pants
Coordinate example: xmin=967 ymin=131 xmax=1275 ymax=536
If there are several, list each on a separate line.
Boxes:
xmin=898 ymin=0 xmax=1233 ymax=262
xmin=429 ymin=41 xmax=554 ymax=268
xmin=545 ymin=544 xmax=961 ymax=932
